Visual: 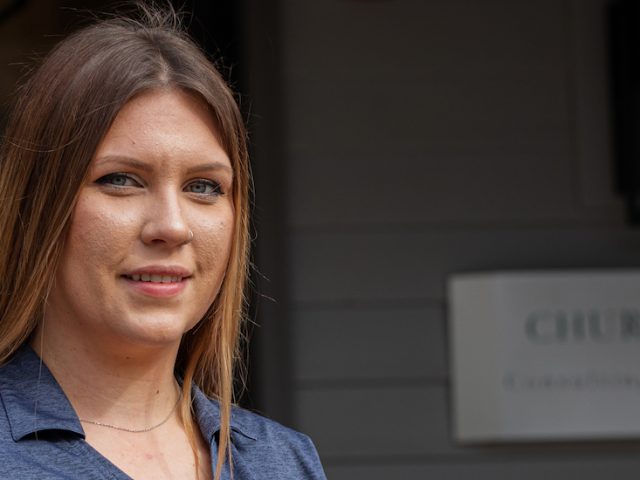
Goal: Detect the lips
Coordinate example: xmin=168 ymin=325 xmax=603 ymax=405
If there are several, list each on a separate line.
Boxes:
xmin=122 ymin=265 xmax=192 ymax=281
xmin=120 ymin=266 xmax=192 ymax=297
xmin=124 ymin=273 xmax=185 ymax=283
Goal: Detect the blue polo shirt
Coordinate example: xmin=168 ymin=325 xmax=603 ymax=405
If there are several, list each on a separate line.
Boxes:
xmin=0 ymin=345 xmax=326 ymax=479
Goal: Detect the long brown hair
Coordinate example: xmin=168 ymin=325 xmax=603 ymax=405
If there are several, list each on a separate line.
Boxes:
xmin=0 ymin=6 xmax=250 ymax=479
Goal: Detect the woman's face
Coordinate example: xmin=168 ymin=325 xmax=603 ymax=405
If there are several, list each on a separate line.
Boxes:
xmin=45 ymin=89 xmax=234 ymax=351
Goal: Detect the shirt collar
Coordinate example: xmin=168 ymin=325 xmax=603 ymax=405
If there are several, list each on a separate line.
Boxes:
xmin=0 ymin=344 xmax=84 ymax=441
xmin=190 ymin=383 xmax=258 ymax=443
xmin=0 ymin=344 xmax=258 ymax=443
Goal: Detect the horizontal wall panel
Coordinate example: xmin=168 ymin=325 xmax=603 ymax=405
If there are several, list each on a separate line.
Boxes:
xmin=297 ymin=385 xmax=640 ymax=459
xmin=279 ymin=0 xmax=619 ymax=227
xmin=293 ymin=305 xmax=447 ymax=382
xmin=282 ymin=0 xmax=565 ymax=73
xmin=281 ymin=0 xmax=624 ymax=227
xmin=291 ymin=228 xmax=640 ymax=304
xmin=296 ymin=386 xmax=452 ymax=457
xmin=287 ymin=151 xmax=615 ymax=227
xmin=325 ymin=459 xmax=640 ymax=480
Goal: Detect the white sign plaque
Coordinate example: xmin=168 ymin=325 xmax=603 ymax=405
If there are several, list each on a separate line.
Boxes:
xmin=449 ymin=270 xmax=640 ymax=442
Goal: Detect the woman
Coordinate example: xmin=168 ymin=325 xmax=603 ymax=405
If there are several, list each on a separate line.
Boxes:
xmin=0 ymin=5 xmax=325 ymax=480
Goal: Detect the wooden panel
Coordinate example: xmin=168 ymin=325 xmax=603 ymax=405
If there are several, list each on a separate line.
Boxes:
xmin=283 ymin=0 xmax=569 ymax=153
xmin=282 ymin=1 xmax=639 ymax=477
xmin=287 ymin=150 xmax=603 ymax=227
xmin=296 ymin=386 xmax=452 ymax=457
xmin=279 ymin=0 xmax=623 ymax=226
xmin=291 ymin=228 xmax=640 ymax=304
xmin=293 ymin=305 xmax=447 ymax=382
xmin=296 ymin=385 xmax=640 ymax=459
xmin=325 ymin=459 xmax=640 ymax=480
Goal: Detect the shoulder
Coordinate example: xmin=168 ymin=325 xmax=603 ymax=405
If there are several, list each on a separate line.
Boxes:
xmin=231 ymin=404 xmax=310 ymax=445
xmin=191 ymin=385 xmax=327 ymax=479
xmin=229 ymin=405 xmax=327 ymax=479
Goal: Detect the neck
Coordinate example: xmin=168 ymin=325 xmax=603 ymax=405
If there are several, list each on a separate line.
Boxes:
xmin=30 ymin=321 xmax=182 ymax=430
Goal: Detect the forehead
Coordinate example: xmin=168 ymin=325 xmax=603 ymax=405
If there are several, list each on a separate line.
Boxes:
xmin=118 ymin=88 xmax=213 ymax=120
xmin=92 ymin=88 xmax=231 ymax=172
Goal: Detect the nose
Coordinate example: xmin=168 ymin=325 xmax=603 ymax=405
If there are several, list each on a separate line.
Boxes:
xmin=140 ymin=190 xmax=192 ymax=247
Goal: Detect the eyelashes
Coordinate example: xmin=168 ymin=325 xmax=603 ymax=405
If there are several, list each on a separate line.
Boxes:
xmin=95 ymin=173 xmax=224 ymax=198
xmin=96 ymin=173 xmax=142 ymax=188
xmin=184 ymin=179 xmax=222 ymax=196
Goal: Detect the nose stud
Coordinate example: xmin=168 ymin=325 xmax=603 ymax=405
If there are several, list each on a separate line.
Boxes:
xmin=188 ymin=230 xmax=194 ymax=242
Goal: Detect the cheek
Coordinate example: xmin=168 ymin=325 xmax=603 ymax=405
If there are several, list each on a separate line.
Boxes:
xmin=195 ymin=217 xmax=234 ymax=293
xmin=63 ymin=195 xmax=137 ymax=274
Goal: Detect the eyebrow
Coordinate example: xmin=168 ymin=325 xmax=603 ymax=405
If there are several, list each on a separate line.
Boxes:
xmin=186 ymin=162 xmax=233 ymax=176
xmin=93 ymin=155 xmax=234 ymax=177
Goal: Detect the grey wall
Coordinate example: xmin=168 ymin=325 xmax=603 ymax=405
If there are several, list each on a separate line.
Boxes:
xmin=273 ymin=0 xmax=640 ymax=478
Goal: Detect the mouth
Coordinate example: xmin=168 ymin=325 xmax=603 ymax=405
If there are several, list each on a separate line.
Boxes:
xmin=120 ymin=266 xmax=193 ymax=297
xmin=122 ymin=274 xmax=187 ymax=283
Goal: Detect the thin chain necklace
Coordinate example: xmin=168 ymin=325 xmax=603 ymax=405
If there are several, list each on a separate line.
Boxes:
xmin=79 ymin=387 xmax=182 ymax=434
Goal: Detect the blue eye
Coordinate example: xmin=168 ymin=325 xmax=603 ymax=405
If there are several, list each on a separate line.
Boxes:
xmin=96 ymin=173 xmax=141 ymax=188
xmin=185 ymin=180 xmax=222 ymax=196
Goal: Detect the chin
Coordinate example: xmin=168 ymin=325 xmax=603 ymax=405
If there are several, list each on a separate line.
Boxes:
xmin=113 ymin=314 xmax=195 ymax=349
